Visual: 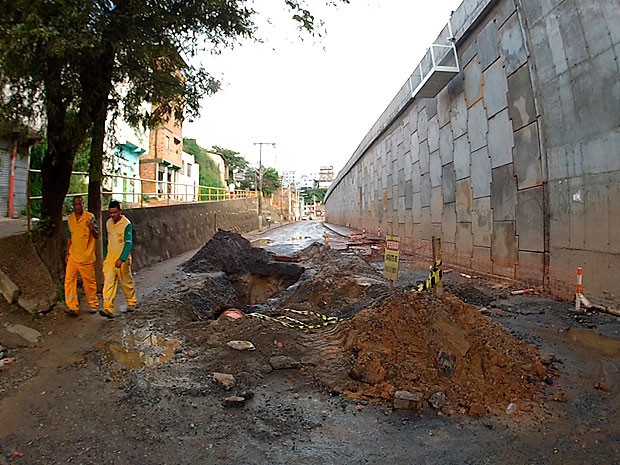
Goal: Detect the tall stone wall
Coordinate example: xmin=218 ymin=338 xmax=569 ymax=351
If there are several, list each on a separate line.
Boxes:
xmin=325 ymin=0 xmax=620 ymax=304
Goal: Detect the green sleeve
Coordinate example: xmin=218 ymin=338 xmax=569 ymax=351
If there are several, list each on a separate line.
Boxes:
xmin=103 ymin=222 xmax=108 ymax=259
xmin=120 ymin=223 xmax=133 ymax=261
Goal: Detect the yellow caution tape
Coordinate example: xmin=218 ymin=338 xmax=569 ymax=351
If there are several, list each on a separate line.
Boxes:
xmin=249 ymin=308 xmax=343 ymax=330
xmin=411 ymin=259 xmax=443 ymax=293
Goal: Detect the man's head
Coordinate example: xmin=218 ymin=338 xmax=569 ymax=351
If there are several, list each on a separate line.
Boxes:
xmin=72 ymin=196 xmax=84 ymax=215
xmin=108 ymin=200 xmax=122 ymax=223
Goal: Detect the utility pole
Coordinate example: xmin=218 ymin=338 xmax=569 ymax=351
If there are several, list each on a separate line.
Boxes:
xmin=253 ymin=142 xmax=275 ymax=231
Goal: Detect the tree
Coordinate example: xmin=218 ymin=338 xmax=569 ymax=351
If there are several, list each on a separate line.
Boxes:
xmin=211 ymin=145 xmax=249 ymax=183
xmin=0 ymin=0 xmax=348 ymax=277
xmin=0 ymin=0 xmax=349 ymax=229
xmin=300 ymin=187 xmax=327 ymax=204
xmin=261 ymin=167 xmax=282 ymax=197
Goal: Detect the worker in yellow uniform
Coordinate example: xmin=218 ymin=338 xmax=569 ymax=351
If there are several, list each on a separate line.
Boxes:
xmin=64 ymin=195 xmax=99 ymax=316
xmin=100 ymin=200 xmax=137 ymax=318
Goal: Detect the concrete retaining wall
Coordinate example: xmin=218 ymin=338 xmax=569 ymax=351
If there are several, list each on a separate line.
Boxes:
xmin=325 ymin=0 xmax=620 ymax=304
xmin=115 ymin=198 xmax=260 ymax=270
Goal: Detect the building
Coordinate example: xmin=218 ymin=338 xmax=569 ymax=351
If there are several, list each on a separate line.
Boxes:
xmin=109 ymin=141 xmax=144 ymax=205
xmin=316 ymin=166 xmax=334 ymax=189
xmin=281 ymin=170 xmax=296 ymax=187
xmin=176 ymin=151 xmax=200 ymax=201
xmin=140 ymin=108 xmax=183 ymax=198
xmin=0 ymin=136 xmax=31 ymax=218
xmin=206 ymin=151 xmax=227 ymax=186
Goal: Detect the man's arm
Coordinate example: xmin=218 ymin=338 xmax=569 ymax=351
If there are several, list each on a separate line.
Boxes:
xmin=120 ymin=223 xmax=133 ymax=261
xmin=88 ymin=215 xmax=99 ymax=240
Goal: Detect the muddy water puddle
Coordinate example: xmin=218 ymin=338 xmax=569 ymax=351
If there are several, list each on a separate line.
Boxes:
xmin=537 ymin=327 xmax=620 ymax=357
xmin=98 ymin=329 xmax=180 ymax=369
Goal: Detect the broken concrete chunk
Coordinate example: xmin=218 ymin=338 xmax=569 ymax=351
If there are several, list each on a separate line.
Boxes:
xmin=428 ymin=391 xmax=447 ymax=409
xmin=437 ymin=351 xmax=457 ymax=376
xmin=4 ymin=323 xmax=41 ymax=344
xmin=393 ymin=390 xmax=424 ymax=410
xmin=212 ymin=372 xmax=236 ymax=390
xmin=227 ymin=340 xmax=256 ymax=351
xmin=222 ymin=396 xmax=246 ymax=408
xmin=269 ymin=355 xmax=301 ymax=370
xmin=0 ymin=270 xmax=19 ymax=304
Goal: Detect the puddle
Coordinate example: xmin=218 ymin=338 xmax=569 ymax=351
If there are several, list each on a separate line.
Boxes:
xmin=98 ymin=330 xmax=180 ymax=369
xmin=538 ymin=327 xmax=620 ymax=357
xmin=251 ymin=238 xmax=275 ymax=247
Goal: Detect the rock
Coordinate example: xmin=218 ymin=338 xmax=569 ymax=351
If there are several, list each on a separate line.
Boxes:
xmin=4 ymin=323 xmax=41 ymax=344
xmin=227 ymin=340 xmax=256 ymax=351
xmin=437 ymin=351 xmax=457 ymax=376
xmin=428 ymin=391 xmax=447 ymax=409
xmin=0 ymin=270 xmax=19 ymax=304
xmin=222 ymin=396 xmax=246 ymax=408
xmin=393 ymin=390 xmax=424 ymax=410
xmin=212 ymin=372 xmax=235 ymax=390
xmin=269 ymin=355 xmax=301 ymax=370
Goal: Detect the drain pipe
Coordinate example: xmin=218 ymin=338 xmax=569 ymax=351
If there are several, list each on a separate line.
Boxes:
xmin=7 ymin=137 xmax=18 ymax=218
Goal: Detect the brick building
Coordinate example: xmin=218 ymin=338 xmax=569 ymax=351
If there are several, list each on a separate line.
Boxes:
xmin=140 ymin=109 xmax=183 ymax=198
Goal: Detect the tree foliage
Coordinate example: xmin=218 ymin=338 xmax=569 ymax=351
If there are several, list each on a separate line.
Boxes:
xmin=0 ymin=0 xmax=348 ymax=230
xmin=300 ymin=187 xmax=327 ymax=203
xmin=183 ymin=138 xmax=224 ymax=189
xmin=211 ymin=145 xmax=249 ymax=183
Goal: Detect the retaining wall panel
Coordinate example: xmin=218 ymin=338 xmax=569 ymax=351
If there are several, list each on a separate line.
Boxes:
xmin=516 ymin=186 xmax=545 ymax=252
xmin=499 ymin=13 xmax=528 ymax=75
xmin=472 ymin=196 xmax=493 ymax=247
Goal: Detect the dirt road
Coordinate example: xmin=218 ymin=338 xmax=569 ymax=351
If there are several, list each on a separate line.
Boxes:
xmin=0 ymin=221 xmax=619 ymax=464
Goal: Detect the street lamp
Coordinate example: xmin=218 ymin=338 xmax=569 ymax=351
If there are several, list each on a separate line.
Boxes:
xmin=253 ymin=142 xmax=275 ymax=231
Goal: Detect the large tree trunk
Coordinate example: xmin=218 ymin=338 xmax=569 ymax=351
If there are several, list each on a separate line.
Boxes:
xmin=87 ymin=46 xmax=114 ymax=292
xmin=37 ymin=72 xmax=90 ymax=282
xmin=88 ymin=102 xmax=107 ymax=292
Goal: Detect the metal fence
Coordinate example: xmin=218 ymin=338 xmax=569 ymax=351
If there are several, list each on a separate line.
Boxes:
xmin=27 ymin=169 xmax=257 ymax=219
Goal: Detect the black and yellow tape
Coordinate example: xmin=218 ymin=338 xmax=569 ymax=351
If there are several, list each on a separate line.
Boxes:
xmin=411 ymin=259 xmax=443 ymax=293
xmin=249 ymin=308 xmax=343 ymax=330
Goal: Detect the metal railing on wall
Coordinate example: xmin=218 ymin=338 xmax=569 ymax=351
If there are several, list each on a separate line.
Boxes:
xmin=27 ymin=169 xmax=257 ymax=223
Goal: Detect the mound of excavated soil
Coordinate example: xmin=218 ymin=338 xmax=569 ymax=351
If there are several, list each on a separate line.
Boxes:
xmin=182 ymin=230 xmax=305 ymax=306
xmin=338 ymin=290 xmax=551 ymax=416
xmin=183 ymin=230 xmax=303 ymax=281
xmin=145 ymin=235 xmax=553 ymax=419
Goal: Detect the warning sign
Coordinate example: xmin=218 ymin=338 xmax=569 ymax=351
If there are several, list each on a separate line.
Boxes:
xmin=383 ymin=235 xmax=400 ymax=282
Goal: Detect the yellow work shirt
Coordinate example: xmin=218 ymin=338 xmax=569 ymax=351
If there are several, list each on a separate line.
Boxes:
xmin=67 ymin=211 xmax=97 ymax=264
xmin=104 ymin=215 xmax=132 ymax=264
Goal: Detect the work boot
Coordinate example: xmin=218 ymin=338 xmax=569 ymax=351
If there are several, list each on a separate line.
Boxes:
xmin=64 ymin=307 xmax=79 ymax=317
xmin=88 ymin=307 xmax=99 ymax=314
xmin=99 ymin=309 xmax=115 ymax=319
xmin=126 ymin=305 xmax=136 ymax=313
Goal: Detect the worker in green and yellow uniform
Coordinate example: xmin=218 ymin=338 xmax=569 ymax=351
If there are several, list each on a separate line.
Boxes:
xmin=64 ymin=195 xmax=99 ymax=316
xmin=100 ymin=200 xmax=137 ymax=318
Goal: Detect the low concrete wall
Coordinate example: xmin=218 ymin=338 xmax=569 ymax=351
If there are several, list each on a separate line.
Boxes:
xmin=112 ymin=198 xmax=260 ymax=271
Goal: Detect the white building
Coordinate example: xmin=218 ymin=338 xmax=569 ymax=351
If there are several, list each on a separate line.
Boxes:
xmin=175 ymin=151 xmax=200 ymax=201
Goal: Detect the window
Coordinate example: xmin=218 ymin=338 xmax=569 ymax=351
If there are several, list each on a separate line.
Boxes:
xmin=186 ymin=163 xmax=192 ymax=176
xmin=165 ymin=136 xmax=170 ymax=150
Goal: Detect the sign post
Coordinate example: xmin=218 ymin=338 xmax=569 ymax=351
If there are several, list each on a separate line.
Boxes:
xmin=383 ymin=235 xmax=401 ymax=284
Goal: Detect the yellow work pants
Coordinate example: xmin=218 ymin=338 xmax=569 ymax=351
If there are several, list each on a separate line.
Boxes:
xmin=103 ymin=257 xmax=137 ymax=314
xmin=64 ymin=257 xmax=98 ymax=312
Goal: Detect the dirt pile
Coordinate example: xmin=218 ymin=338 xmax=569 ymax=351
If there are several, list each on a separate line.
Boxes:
xmin=338 ymin=290 xmax=552 ymax=416
xmin=144 ymin=233 xmax=553 ymax=418
xmin=182 ymin=230 xmax=304 ymax=306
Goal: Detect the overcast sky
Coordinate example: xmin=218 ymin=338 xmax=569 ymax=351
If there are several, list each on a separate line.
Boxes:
xmin=184 ymin=0 xmax=463 ymax=177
